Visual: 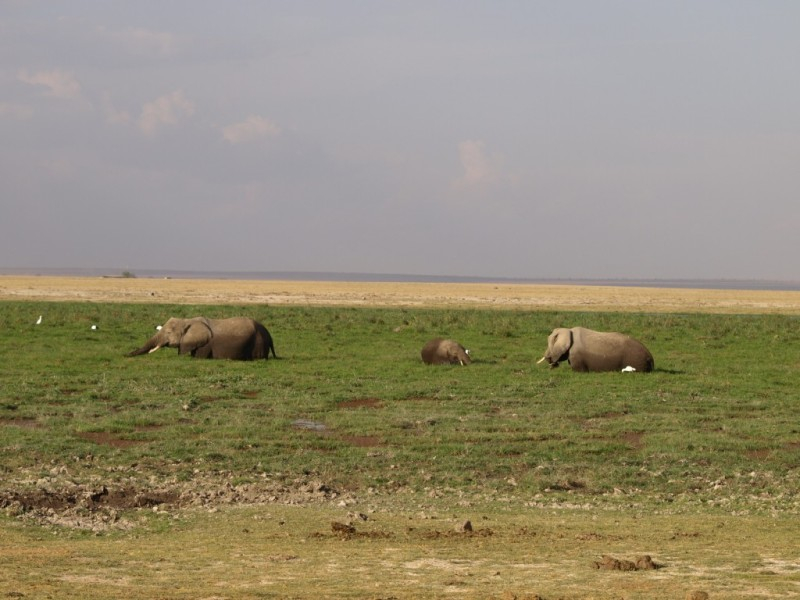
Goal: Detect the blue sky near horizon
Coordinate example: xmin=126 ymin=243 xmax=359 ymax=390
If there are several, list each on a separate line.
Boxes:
xmin=1 ymin=2 xmax=798 ymax=281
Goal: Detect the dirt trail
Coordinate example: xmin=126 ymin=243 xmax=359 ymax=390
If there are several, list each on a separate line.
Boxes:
xmin=2 ymin=275 xmax=800 ymax=313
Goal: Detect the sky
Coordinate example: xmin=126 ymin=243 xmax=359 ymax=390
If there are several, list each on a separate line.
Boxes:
xmin=1 ymin=1 xmax=798 ymax=281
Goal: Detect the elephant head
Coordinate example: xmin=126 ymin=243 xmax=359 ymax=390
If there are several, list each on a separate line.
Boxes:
xmin=127 ymin=317 xmax=212 ymax=357
xmin=421 ymin=338 xmax=472 ymax=365
xmin=537 ymin=328 xmax=572 ymax=368
xmin=537 ymin=327 xmax=654 ymax=373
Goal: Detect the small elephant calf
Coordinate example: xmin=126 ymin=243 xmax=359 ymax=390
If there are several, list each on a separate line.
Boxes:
xmin=421 ymin=338 xmax=471 ymax=365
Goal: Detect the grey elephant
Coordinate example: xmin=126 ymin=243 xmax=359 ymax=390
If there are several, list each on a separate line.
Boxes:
xmin=537 ymin=327 xmax=653 ymax=372
xmin=127 ymin=317 xmax=276 ymax=360
xmin=421 ymin=338 xmax=471 ymax=365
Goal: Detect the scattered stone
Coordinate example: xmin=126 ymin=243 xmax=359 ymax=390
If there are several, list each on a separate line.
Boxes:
xmin=635 ymin=555 xmax=659 ymax=570
xmin=0 ymin=468 xmax=346 ymax=533
xmin=592 ymin=554 xmax=662 ymax=571
xmin=592 ymin=555 xmax=637 ymax=571
xmin=331 ymin=521 xmax=356 ymax=535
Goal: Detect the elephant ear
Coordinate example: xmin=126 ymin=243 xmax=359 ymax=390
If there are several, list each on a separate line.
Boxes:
xmin=179 ymin=320 xmax=212 ymax=355
xmin=548 ymin=328 xmax=573 ymax=363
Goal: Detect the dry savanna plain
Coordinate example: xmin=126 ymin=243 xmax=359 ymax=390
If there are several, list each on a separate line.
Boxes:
xmin=3 ymin=274 xmax=800 ymax=312
xmin=1 ymin=275 xmax=799 ymax=599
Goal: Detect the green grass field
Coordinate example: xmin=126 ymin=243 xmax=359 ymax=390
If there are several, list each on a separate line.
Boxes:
xmin=1 ymin=301 xmax=799 ymax=598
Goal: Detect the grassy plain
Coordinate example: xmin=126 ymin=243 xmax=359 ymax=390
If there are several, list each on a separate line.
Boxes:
xmin=1 ymin=277 xmax=799 ymax=599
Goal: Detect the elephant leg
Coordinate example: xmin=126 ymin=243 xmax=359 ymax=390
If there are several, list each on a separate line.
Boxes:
xmin=569 ymin=358 xmax=590 ymax=372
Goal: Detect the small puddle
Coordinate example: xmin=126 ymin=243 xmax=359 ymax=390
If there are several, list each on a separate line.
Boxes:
xmin=291 ymin=419 xmax=327 ymax=432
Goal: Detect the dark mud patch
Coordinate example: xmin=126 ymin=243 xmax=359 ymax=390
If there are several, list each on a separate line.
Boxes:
xmin=746 ymin=448 xmax=772 ymax=460
xmin=76 ymin=431 xmax=145 ymax=448
xmin=338 ymin=397 xmax=383 ymax=409
xmin=1 ymin=486 xmax=179 ymax=513
xmin=0 ymin=417 xmax=41 ymax=429
xmin=340 ymin=435 xmax=382 ymax=447
xmin=620 ymin=431 xmax=645 ymax=449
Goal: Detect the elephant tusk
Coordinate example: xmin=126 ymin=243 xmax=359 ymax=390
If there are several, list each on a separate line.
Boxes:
xmin=536 ymin=356 xmax=547 ymax=364
xmin=148 ymin=345 xmax=162 ymax=354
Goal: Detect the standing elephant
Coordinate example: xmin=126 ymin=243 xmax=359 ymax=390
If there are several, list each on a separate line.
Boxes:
xmin=537 ymin=327 xmax=653 ymax=372
xmin=421 ymin=338 xmax=471 ymax=365
xmin=127 ymin=317 xmax=276 ymax=360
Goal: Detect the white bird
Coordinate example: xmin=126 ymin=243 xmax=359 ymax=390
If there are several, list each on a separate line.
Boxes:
xmin=621 ymin=365 xmax=636 ymax=372
xmin=91 ymin=325 xmax=97 ymax=330
xmin=36 ymin=315 xmax=42 ymax=325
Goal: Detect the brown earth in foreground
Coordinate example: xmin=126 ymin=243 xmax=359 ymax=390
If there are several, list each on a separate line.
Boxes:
xmin=2 ymin=275 xmax=800 ymax=313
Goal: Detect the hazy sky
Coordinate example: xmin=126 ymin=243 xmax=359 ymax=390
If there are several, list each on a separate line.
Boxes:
xmin=2 ymin=2 xmax=798 ymax=280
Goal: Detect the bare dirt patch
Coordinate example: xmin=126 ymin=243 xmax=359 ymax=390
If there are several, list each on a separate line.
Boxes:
xmin=620 ymin=431 xmax=645 ymax=449
xmin=76 ymin=432 xmax=145 ymax=448
xmin=340 ymin=435 xmax=382 ymax=447
xmin=338 ymin=397 xmax=383 ymax=409
xmin=1 ymin=417 xmax=41 ymax=429
xmin=3 ymin=275 xmax=800 ymax=313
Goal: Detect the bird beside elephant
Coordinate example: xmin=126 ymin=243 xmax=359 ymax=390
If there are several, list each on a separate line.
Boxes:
xmin=421 ymin=338 xmax=471 ymax=365
xmin=127 ymin=316 xmax=276 ymax=360
xmin=537 ymin=327 xmax=653 ymax=372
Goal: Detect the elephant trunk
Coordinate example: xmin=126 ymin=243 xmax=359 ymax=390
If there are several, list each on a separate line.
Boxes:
xmin=536 ymin=350 xmax=558 ymax=369
xmin=127 ymin=336 xmax=161 ymax=357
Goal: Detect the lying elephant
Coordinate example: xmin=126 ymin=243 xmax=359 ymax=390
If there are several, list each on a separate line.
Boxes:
xmin=537 ymin=327 xmax=653 ymax=372
xmin=127 ymin=316 xmax=276 ymax=360
xmin=421 ymin=338 xmax=471 ymax=365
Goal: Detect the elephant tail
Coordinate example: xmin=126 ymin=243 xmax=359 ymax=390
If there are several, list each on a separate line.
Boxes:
xmin=253 ymin=322 xmax=278 ymax=359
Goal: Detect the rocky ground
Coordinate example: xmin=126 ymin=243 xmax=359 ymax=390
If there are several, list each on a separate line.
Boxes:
xmin=1 ymin=459 xmax=352 ymax=533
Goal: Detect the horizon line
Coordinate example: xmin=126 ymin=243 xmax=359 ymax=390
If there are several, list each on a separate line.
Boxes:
xmin=1 ymin=267 xmax=799 ymax=291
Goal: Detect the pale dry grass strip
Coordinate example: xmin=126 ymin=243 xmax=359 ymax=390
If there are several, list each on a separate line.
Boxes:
xmin=2 ymin=275 xmax=800 ymax=313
